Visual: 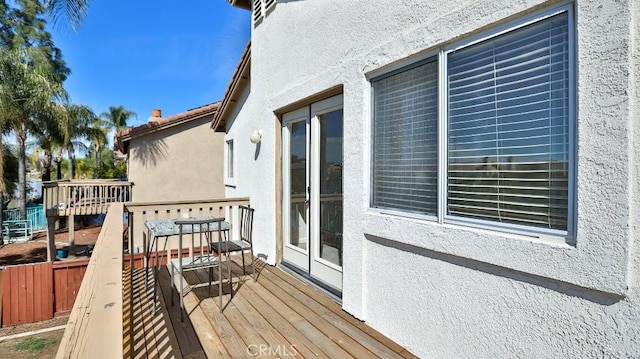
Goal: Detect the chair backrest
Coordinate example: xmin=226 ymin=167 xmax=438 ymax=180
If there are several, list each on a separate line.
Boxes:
xmin=174 ymin=217 xmax=225 ymax=254
xmin=239 ymin=205 xmax=255 ymax=244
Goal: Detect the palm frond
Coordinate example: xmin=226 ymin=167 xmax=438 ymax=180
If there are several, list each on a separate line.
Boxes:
xmin=44 ymin=0 xmax=89 ymax=32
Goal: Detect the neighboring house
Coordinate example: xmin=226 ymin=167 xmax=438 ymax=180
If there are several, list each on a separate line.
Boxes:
xmin=117 ymin=104 xmax=225 ymax=202
xmin=214 ymin=0 xmax=639 ymax=357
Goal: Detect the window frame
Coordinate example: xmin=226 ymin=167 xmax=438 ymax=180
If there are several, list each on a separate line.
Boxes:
xmin=368 ymin=3 xmax=576 ymax=241
xmin=225 ymin=139 xmax=235 ymax=186
xmin=370 ymin=56 xmax=440 ymax=219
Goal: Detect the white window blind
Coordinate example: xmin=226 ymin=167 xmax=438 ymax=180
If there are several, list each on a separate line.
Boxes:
xmin=372 ymin=59 xmax=439 ymax=215
xmin=447 ymin=12 xmax=570 ymax=230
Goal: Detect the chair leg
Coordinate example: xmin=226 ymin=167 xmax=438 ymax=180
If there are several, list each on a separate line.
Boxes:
xmin=208 ymin=267 xmax=212 ymax=295
xmin=228 ymin=253 xmax=233 ymax=298
xmin=179 ymin=267 xmax=184 ymax=322
xmin=170 ymin=265 xmax=174 ymax=306
xmin=250 ymin=248 xmax=257 ymax=282
xmin=218 ymin=265 xmax=223 ymax=313
xmin=241 ymin=252 xmax=246 ymax=276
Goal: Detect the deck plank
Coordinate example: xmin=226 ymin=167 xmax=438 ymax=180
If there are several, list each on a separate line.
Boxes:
xmin=230 ymin=291 xmax=324 ymax=359
xmin=244 ymin=276 xmax=354 ymax=358
xmin=225 ymin=260 xmax=330 ymax=358
xmin=257 ymin=270 xmax=383 ymax=358
xmin=159 ymin=266 xmax=224 ymax=358
xmin=259 ymin=265 xmax=407 ymax=358
xmin=267 ymin=261 xmax=417 ymax=358
xmin=239 ymin=281 xmax=331 ymax=358
xmin=199 ymin=293 xmax=261 ymax=358
xmin=124 ymin=267 xmax=183 ymax=359
xmin=133 ymin=255 xmax=416 ymax=359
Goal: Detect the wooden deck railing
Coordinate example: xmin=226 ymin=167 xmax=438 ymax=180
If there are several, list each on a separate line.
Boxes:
xmin=55 ymin=198 xmax=251 ymax=358
xmin=43 ymin=179 xmax=133 ymax=217
xmin=124 ymin=197 xmax=250 ymax=256
xmin=56 ymin=203 xmax=124 ymax=359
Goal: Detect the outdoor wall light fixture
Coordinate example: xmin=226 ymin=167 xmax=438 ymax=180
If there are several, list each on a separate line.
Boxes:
xmin=250 ymin=130 xmax=263 ymax=144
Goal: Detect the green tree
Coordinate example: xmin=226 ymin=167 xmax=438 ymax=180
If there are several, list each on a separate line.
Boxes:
xmin=0 ymin=46 xmax=65 ymax=219
xmin=0 ymin=144 xmax=19 ymax=242
xmin=50 ymin=153 xmax=67 ymax=180
xmin=29 ymin=107 xmax=65 ymax=181
xmin=88 ymin=116 xmax=109 ymax=173
xmin=3 ymin=144 xmax=19 ymax=203
xmin=74 ymin=156 xmax=90 ymax=178
xmin=1 ymin=1 xmax=70 ymax=83
xmin=0 ymin=0 xmax=69 ymax=219
xmin=57 ymin=103 xmax=99 ymax=179
xmin=100 ymin=106 xmax=136 ymax=149
xmin=101 ymin=105 xmax=136 ymax=134
xmin=94 ymin=149 xmax=126 ymax=179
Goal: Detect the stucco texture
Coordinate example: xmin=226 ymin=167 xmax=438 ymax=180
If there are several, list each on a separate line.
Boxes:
xmin=223 ymin=83 xmax=279 ymax=264
xmin=224 ymin=0 xmax=640 ymax=357
xmin=128 ymin=117 xmax=225 ymax=202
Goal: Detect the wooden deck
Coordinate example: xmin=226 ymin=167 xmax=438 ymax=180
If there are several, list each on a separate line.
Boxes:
xmin=125 ymin=255 xmax=416 ymax=358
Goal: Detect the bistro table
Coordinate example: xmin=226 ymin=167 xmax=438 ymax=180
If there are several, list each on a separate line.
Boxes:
xmin=144 ymin=216 xmax=231 ymax=314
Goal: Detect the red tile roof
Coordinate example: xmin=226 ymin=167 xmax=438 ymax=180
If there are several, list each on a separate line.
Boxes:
xmin=116 ymin=102 xmax=220 ymax=153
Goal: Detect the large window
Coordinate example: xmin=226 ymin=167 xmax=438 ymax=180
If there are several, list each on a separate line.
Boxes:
xmin=371 ymin=7 xmax=573 ymax=236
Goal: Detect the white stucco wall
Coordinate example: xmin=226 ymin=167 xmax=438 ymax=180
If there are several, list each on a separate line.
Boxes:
xmin=223 ymin=83 xmax=279 ymax=264
xmin=226 ymin=0 xmax=640 ymax=357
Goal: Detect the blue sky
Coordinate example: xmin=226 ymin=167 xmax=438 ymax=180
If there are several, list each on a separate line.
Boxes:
xmin=49 ymin=1 xmax=251 ymax=128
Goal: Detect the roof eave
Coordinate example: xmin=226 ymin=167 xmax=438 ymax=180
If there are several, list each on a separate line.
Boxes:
xmin=117 ymin=104 xmax=220 ymax=154
xmin=228 ymin=0 xmax=251 ymax=10
xmin=211 ymin=41 xmax=251 ymax=132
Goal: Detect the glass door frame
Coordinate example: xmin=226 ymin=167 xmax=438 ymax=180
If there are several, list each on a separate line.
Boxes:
xmin=282 ymin=107 xmax=310 ymax=272
xmin=308 ymin=96 xmax=343 ymax=291
xmin=281 ymin=94 xmax=344 ymax=292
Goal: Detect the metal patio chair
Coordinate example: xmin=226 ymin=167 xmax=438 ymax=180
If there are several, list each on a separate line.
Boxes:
xmin=170 ymin=217 xmax=231 ymax=320
xmin=211 ymin=205 xmax=257 ymax=282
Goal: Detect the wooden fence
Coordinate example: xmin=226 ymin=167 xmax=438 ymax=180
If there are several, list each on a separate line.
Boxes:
xmin=53 ymin=260 xmax=90 ymax=317
xmin=0 ymin=256 xmax=145 ymax=327
xmin=0 ymin=259 xmax=90 ymax=326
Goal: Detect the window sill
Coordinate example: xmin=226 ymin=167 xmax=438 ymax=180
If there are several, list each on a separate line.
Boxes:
xmin=362 ymin=210 xmax=628 ymax=297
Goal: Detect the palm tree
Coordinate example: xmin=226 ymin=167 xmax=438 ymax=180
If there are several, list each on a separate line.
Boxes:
xmin=44 ymin=0 xmax=90 ymax=31
xmin=29 ymin=106 xmax=65 ymax=181
xmin=101 ymin=105 xmax=136 ymax=133
xmin=57 ymin=103 xmax=99 ymax=179
xmin=53 ymin=147 xmax=65 ymax=180
xmin=88 ymin=116 xmax=109 ymax=174
xmin=0 ymin=47 xmax=66 ymax=219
